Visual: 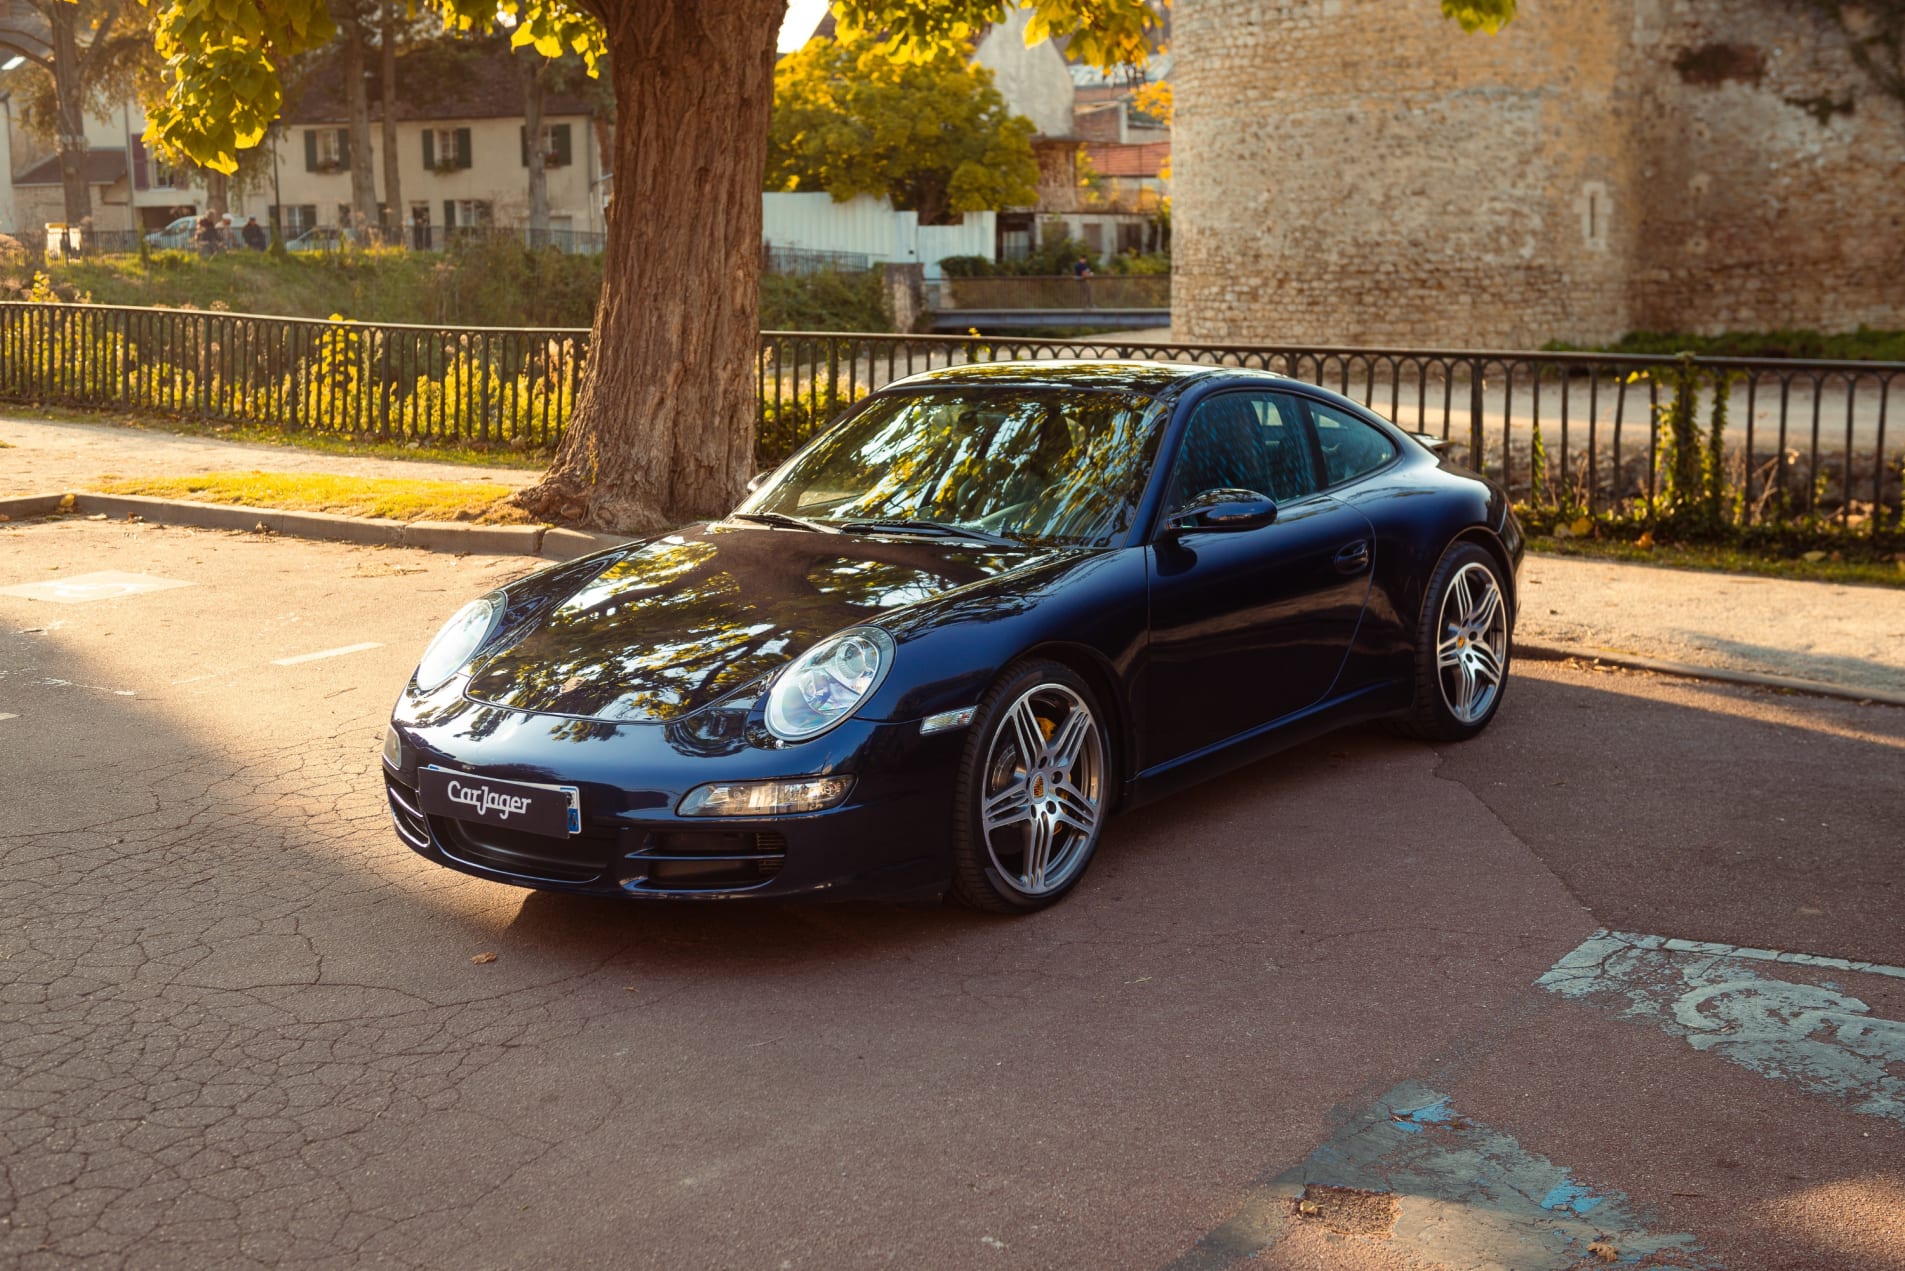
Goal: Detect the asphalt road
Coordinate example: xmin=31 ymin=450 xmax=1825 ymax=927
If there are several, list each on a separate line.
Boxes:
xmin=2 ymin=520 xmax=1902 ymax=1270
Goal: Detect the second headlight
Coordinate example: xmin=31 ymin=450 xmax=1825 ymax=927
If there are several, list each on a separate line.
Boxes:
xmin=764 ymin=626 xmax=895 ymax=741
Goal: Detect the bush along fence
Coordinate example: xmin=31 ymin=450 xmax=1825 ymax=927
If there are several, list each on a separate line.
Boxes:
xmin=2 ymin=302 xmax=1900 ymax=537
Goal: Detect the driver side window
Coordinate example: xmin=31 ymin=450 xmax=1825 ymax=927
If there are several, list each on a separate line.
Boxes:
xmin=1166 ymin=392 xmax=1319 ymax=511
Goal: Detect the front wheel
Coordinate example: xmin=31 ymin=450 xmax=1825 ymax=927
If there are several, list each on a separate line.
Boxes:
xmin=1396 ymin=543 xmax=1512 ymax=741
xmin=950 ymin=661 xmax=1111 ymax=914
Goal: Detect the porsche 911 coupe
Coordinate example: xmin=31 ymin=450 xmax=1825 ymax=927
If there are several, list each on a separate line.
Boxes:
xmin=383 ymin=361 xmax=1521 ymax=912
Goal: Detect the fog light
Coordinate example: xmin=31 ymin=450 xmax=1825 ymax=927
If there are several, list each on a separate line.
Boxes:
xmin=677 ymin=775 xmax=854 ymax=817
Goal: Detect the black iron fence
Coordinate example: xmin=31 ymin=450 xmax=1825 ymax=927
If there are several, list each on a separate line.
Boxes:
xmin=2 ymin=303 xmax=1899 ymax=529
xmin=763 ymin=245 xmax=874 ymax=276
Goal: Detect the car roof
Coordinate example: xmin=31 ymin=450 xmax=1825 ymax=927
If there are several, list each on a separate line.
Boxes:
xmin=882 ymin=359 xmax=1284 ymax=394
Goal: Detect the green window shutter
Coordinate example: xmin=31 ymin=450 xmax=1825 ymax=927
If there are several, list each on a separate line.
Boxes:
xmin=337 ymin=128 xmax=350 ymax=166
xmin=455 ymin=128 xmax=472 ymax=169
xmin=422 ymin=129 xmax=434 ymax=169
xmin=552 ymin=124 xmax=572 ymax=168
xmin=520 ymin=125 xmax=528 ymax=167
xmin=443 ymin=199 xmax=455 ymax=229
xmin=304 ymin=129 xmax=318 ymax=171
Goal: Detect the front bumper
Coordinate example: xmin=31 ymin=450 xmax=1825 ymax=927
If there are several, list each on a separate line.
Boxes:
xmin=383 ymin=697 xmax=966 ymax=901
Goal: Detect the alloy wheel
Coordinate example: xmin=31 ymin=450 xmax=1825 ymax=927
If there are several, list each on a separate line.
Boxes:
xmin=979 ymin=683 xmax=1104 ymax=896
xmin=1435 ymin=561 xmax=1508 ymax=725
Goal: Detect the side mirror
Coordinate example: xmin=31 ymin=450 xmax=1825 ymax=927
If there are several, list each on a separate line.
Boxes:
xmin=1166 ymin=488 xmax=1278 ymax=535
xmin=745 ymin=471 xmax=771 ymax=494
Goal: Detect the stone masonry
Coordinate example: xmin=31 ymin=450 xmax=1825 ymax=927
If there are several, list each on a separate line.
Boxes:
xmin=1172 ymin=0 xmax=1905 ymax=348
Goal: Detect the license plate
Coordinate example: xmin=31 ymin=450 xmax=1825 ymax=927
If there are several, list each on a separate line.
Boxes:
xmin=417 ymin=766 xmax=581 ymax=839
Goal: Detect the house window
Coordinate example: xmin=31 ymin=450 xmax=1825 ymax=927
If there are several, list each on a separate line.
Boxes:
xmin=443 ymin=199 xmax=493 ymax=231
xmin=270 ymin=204 xmax=318 ymax=235
xmin=151 ymin=155 xmax=184 ymax=189
xmin=423 ymin=127 xmax=473 ymax=172
xmin=304 ymin=127 xmax=347 ymax=172
xmin=520 ymin=123 xmax=574 ymax=168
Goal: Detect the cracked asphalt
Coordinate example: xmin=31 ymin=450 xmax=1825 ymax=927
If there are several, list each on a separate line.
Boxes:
xmin=3 ymin=519 xmax=1902 ymax=1269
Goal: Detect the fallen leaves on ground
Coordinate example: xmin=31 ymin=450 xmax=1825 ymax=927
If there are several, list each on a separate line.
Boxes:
xmin=470 ymin=952 xmax=498 ymax=965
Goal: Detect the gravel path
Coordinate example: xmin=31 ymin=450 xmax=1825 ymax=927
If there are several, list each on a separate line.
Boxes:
xmin=1518 ymin=554 xmax=1905 ymax=696
xmin=0 ymin=412 xmax=542 ymax=494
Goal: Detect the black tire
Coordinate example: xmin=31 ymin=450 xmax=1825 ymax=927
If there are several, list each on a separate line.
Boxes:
xmin=1394 ymin=541 xmax=1512 ymax=742
xmin=949 ymin=660 xmax=1112 ymax=914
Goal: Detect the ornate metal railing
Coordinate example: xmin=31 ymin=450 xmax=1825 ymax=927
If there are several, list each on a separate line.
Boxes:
xmin=1 ymin=303 xmax=1898 ymax=528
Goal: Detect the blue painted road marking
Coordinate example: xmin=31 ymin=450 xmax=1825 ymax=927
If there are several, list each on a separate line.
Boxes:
xmin=1540 ymin=930 xmax=1905 ymax=1123
xmin=1165 ymin=1082 xmax=1716 ymax=1270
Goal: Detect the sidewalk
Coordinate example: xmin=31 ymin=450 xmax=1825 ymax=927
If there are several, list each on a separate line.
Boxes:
xmin=6 ymin=410 xmax=1902 ymax=698
xmin=0 ymin=412 xmax=542 ymax=495
xmin=1517 ymin=556 xmax=1905 ymax=698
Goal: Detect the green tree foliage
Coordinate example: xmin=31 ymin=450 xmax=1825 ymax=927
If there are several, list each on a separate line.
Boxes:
xmin=1441 ymin=0 xmax=1517 ymax=33
xmin=143 ymin=0 xmax=601 ymax=175
xmin=767 ymin=31 xmax=1039 ymax=226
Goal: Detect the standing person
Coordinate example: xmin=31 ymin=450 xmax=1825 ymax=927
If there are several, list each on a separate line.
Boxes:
xmin=1073 ymin=254 xmax=1095 ymax=308
xmin=194 ymin=210 xmax=219 ymax=256
xmin=241 ymin=216 xmax=267 ymax=251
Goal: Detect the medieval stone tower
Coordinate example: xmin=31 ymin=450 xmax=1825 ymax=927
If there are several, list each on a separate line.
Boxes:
xmin=1171 ymin=0 xmax=1905 ymax=348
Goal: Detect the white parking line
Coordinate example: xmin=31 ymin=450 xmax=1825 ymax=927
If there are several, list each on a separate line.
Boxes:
xmin=272 ymin=642 xmax=384 ymax=667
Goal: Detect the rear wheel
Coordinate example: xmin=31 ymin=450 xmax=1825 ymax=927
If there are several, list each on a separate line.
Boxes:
xmin=1396 ymin=543 xmax=1511 ymax=741
xmin=950 ymin=661 xmax=1110 ymax=913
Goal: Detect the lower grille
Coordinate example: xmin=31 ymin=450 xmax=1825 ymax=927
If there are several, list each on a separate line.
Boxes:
xmin=625 ymin=830 xmax=789 ymax=891
xmin=385 ymin=774 xmax=430 ymax=850
xmin=432 ymin=815 xmax=616 ymax=884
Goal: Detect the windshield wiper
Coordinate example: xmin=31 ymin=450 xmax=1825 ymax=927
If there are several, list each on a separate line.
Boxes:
xmin=837 ymin=518 xmax=1018 ymax=546
xmin=730 ymin=511 xmax=840 ymax=534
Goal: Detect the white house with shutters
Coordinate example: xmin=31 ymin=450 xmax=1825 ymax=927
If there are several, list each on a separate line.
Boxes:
xmin=274 ymin=40 xmax=602 ymax=245
xmin=0 ymin=91 xmax=248 ymax=239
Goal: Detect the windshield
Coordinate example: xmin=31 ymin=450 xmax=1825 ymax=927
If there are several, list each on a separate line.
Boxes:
xmin=739 ymin=386 xmax=1163 ymax=547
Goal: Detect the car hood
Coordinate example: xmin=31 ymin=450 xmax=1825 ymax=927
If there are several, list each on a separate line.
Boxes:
xmin=462 ymin=522 xmax=1074 ymax=723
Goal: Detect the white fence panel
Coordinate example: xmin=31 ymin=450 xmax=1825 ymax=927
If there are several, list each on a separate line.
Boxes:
xmin=762 ymin=193 xmax=995 ymax=279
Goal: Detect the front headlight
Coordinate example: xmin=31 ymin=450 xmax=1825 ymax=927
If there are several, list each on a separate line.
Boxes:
xmin=415 ymin=595 xmax=501 ymax=691
xmin=764 ymin=626 xmax=895 ymax=741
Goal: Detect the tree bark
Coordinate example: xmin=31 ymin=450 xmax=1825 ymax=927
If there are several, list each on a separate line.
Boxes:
xmin=334 ymin=2 xmax=380 ymax=233
xmin=513 ymin=0 xmax=783 ymax=533
xmin=379 ymin=0 xmax=402 ymax=244
xmin=204 ymin=170 xmax=228 ymax=215
xmin=523 ymin=55 xmax=549 ymax=239
xmin=47 ymin=2 xmax=92 ymax=230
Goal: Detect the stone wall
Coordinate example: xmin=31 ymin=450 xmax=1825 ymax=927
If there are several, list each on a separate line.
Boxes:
xmin=1624 ymin=0 xmax=1905 ymax=335
xmin=1172 ymin=0 xmax=1904 ymax=348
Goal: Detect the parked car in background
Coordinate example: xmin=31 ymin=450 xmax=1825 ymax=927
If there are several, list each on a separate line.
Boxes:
xmin=284 ymin=226 xmax=359 ymax=254
xmin=144 ymin=215 xmax=199 ymax=250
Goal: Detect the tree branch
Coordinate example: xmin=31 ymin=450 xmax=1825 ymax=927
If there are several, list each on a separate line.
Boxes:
xmin=77 ymin=5 xmax=121 ymax=73
xmin=0 ymin=27 xmax=54 ymax=69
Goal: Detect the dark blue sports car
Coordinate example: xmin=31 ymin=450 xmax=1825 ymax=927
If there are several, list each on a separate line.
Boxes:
xmin=383 ymin=361 xmax=1521 ymax=912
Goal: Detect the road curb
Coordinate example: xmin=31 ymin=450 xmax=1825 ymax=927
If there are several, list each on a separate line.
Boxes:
xmin=1516 ymin=640 xmax=1905 ymax=709
xmin=0 ymin=491 xmax=613 ymax=558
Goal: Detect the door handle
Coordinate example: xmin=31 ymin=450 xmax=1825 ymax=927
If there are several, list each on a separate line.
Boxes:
xmin=1334 ymin=540 xmax=1371 ymax=574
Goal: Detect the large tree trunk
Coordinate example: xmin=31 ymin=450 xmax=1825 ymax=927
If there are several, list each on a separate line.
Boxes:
xmin=204 ymin=171 xmax=228 ymax=215
xmin=334 ymin=3 xmax=379 ymax=233
xmin=379 ymin=0 xmax=402 ymax=245
xmin=514 ymin=0 xmax=782 ymax=532
xmin=523 ymin=56 xmax=549 ymax=240
xmin=47 ymin=2 xmax=91 ymax=231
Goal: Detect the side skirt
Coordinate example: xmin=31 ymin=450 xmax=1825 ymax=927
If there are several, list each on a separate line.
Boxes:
xmin=1119 ymin=679 xmax=1411 ymax=813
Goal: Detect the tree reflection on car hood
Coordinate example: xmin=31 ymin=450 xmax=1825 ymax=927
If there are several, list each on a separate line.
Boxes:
xmin=462 ymin=522 xmax=1074 ymax=723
